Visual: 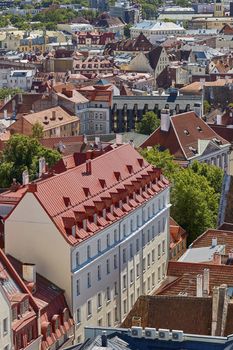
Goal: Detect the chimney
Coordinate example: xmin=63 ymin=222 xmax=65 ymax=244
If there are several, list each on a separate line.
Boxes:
xmin=212 ymin=237 xmax=217 ymax=248
xmin=194 ymin=102 xmax=202 ymax=117
xmin=203 ymin=268 xmax=210 ymax=296
xmin=86 ymin=159 xmax=92 ymax=175
xmin=196 ymin=274 xmax=203 ymax=297
xmin=22 ymin=263 xmax=36 ymax=283
xmin=212 ymin=285 xmax=229 ymax=336
xmin=4 ymin=109 xmax=7 ymax=120
xmin=39 ymin=157 xmax=46 ymax=178
xmin=213 ymin=252 xmax=222 ymax=265
xmin=216 ymin=114 xmax=222 ymax=125
xmin=22 ymin=170 xmax=29 ymax=186
xmin=229 ymin=249 xmax=233 ymax=258
xmin=160 ymin=109 xmax=171 ymax=132
xmin=116 ymin=133 xmax=123 ymax=145
xmin=101 ymin=331 xmax=107 ymax=347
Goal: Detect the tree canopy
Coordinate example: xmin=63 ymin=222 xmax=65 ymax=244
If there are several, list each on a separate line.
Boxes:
xmin=140 ymin=146 xmax=223 ymax=242
xmin=0 ymin=134 xmax=61 ymax=188
xmin=136 ymin=111 xmax=160 ymax=135
xmin=0 ymin=88 xmax=23 ymax=101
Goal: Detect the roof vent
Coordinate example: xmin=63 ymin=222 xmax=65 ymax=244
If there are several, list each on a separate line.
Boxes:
xmin=63 ymin=196 xmax=71 ymax=207
xmin=83 ymin=187 xmax=90 ymax=197
xmin=184 ymin=129 xmax=190 ymax=135
xmin=99 ymin=179 xmax=106 ymax=188
xmin=114 ymin=171 xmax=121 ymax=181
xmin=126 ymin=164 xmax=133 ymax=174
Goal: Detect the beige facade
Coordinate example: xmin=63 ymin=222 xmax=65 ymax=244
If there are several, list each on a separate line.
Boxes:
xmin=5 ymin=193 xmax=72 ymax=307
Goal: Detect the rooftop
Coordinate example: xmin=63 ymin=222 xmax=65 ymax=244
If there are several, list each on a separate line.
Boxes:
xmin=6 ymin=144 xmax=169 ymax=246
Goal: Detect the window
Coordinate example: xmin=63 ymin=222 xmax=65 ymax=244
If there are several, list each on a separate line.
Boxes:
xmin=152 ymin=203 xmax=155 ymax=214
xmin=12 ymin=307 xmax=17 ymax=320
xmin=147 ymin=229 xmax=150 ymax=243
xmin=87 ymin=245 xmax=91 ymax=259
xmin=130 ymin=293 xmax=134 ymax=308
xmin=20 ymin=302 xmax=24 ymax=315
xmin=152 ymin=225 xmax=155 ymax=239
xmin=97 ymin=239 xmax=101 ymax=252
xmin=148 ymin=276 xmax=151 ymax=292
xmin=137 ymin=215 xmax=140 ymax=227
xmin=123 ymin=299 xmax=127 ymax=314
xmin=158 ymin=244 xmax=161 ymax=259
xmin=87 ymin=300 xmax=92 ymax=317
xmin=130 ymin=269 xmax=134 ymax=283
xmin=130 ymin=219 xmax=133 ymax=232
xmin=158 ymin=221 xmax=161 ymax=234
xmin=106 ymin=287 xmax=111 ymax=301
xmin=3 ymin=318 xmax=8 ymax=334
xmin=97 ymin=293 xmax=102 ymax=309
xmin=130 ymin=243 xmax=133 ymax=258
xmin=162 ymin=240 xmax=165 ymax=254
xmin=76 ymin=252 xmax=80 ymax=267
xmin=137 ymin=287 xmax=140 ymax=298
xmin=136 ymin=263 xmax=140 ymax=278
xmin=114 ymin=229 xmax=118 ymax=242
xmin=147 ymin=253 xmax=150 ymax=268
xmin=123 ymin=248 xmax=126 ymax=263
xmin=87 ymin=272 xmax=91 ymax=288
xmin=142 ymin=233 xmax=145 ymax=247
xmin=106 ymin=234 xmax=110 ymax=247
xmin=152 ymin=272 xmax=155 ymax=287
xmin=152 ymin=249 xmax=155 ymax=263
xmin=163 ymin=217 xmax=166 ymax=231
xmin=158 ymin=198 xmax=161 ymax=210
xmin=123 ymin=274 xmax=127 ymax=289
xmin=114 ymin=307 xmax=118 ymax=322
xmin=114 ymin=281 xmax=118 ymax=295
xmin=142 ymin=258 xmax=146 ymax=271
xmin=107 ymin=311 xmax=111 ymax=327
xmin=123 ymin=224 xmax=126 ymax=236
xmin=162 ymin=262 xmax=166 ymax=278
xmin=106 ymin=259 xmax=110 ymax=274
xmin=158 ymin=266 xmax=161 ymax=282
xmin=97 ymin=265 xmax=101 ymax=281
xmin=76 ymin=280 xmax=80 ymax=295
xmin=114 ymin=254 xmax=117 ymax=269
xmin=136 ymin=238 xmax=140 ymax=252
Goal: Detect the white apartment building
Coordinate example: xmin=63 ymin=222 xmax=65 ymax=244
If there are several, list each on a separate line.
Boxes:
xmin=0 ymin=285 xmax=12 ymax=350
xmin=4 ymin=144 xmax=170 ymax=343
xmin=7 ymin=70 xmax=36 ymax=91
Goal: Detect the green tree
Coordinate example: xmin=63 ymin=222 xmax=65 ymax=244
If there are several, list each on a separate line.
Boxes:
xmin=171 ymin=168 xmax=219 ymax=242
xmin=0 ymin=88 xmax=23 ymax=100
xmin=0 ymin=134 xmax=61 ymax=187
xmin=124 ymin=24 xmax=132 ymax=38
xmin=203 ymin=100 xmax=211 ymax=114
xmin=190 ymin=160 xmax=223 ymax=194
xmin=32 ymin=122 xmax=44 ymax=140
xmin=136 ymin=111 xmax=160 ymax=135
xmin=140 ymin=146 xmax=180 ymax=179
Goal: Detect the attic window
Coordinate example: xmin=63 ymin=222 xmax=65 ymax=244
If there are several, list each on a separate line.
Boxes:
xmin=137 ymin=158 xmax=144 ymax=167
xmin=83 ymin=187 xmax=90 ymax=197
xmin=213 ymin=137 xmax=222 ymax=145
xmin=99 ymin=179 xmax=106 ymax=188
xmin=114 ymin=171 xmax=121 ymax=181
xmin=126 ymin=165 xmax=133 ymax=174
xmin=197 ymin=126 xmax=202 ymax=132
xmin=189 ymin=146 xmax=198 ymax=154
xmin=63 ymin=196 xmax=71 ymax=207
xmin=184 ymin=129 xmax=190 ymax=136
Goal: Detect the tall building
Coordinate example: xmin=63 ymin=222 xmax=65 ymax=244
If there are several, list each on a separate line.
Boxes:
xmin=214 ymin=0 xmax=224 ymax=16
xmin=5 ymin=144 xmax=170 ymax=342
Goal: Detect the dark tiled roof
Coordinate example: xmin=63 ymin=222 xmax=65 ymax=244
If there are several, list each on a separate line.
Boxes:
xmin=146 ymin=46 xmax=163 ymax=70
xmin=122 ymin=295 xmax=212 ymax=335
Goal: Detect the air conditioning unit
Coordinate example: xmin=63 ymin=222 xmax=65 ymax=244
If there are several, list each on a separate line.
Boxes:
xmin=158 ymin=328 xmax=170 ymax=341
xmin=172 ymin=330 xmax=184 ymax=342
xmin=144 ymin=327 xmax=157 ymax=339
xmin=131 ymin=326 xmax=143 ymax=338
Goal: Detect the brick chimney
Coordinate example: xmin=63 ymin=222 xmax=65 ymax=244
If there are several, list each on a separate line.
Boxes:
xmin=211 ymin=284 xmax=229 ymax=336
xmin=86 ymin=159 xmax=92 ymax=175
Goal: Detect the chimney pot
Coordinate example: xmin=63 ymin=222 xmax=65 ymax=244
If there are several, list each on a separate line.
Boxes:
xmin=22 ymin=263 xmax=36 ymax=284
xmin=212 ymin=237 xmax=217 ymax=247
xmin=196 ymin=274 xmax=203 ymax=297
xmin=101 ymin=331 xmax=107 ymax=347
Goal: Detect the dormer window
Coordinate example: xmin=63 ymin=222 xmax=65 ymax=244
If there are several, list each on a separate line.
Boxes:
xmin=184 ymin=129 xmax=190 ymax=136
xmin=197 ymin=126 xmax=202 ymax=132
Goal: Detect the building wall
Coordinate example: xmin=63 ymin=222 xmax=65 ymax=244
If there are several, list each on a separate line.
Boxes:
xmin=0 ymin=286 xmax=12 ymax=350
xmin=4 ymin=193 xmax=72 ymax=307
xmin=72 ymin=187 xmax=170 ymax=342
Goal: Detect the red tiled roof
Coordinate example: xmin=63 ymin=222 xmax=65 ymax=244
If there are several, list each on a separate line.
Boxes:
xmin=8 ymin=144 xmax=169 ymax=246
xmin=141 ymin=112 xmax=229 ymax=161
xmin=191 ymin=228 xmax=233 ymax=254
xmin=158 ymin=261 xmax=233 ymax=297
